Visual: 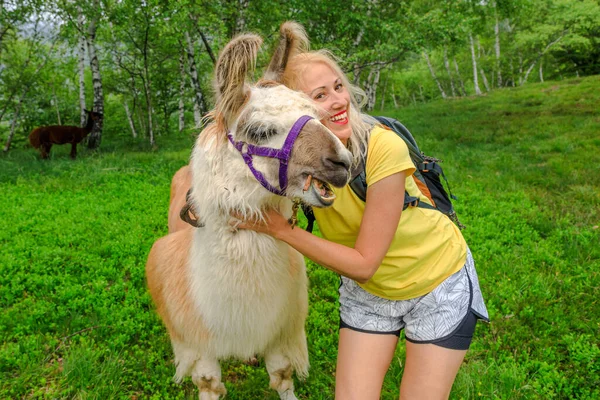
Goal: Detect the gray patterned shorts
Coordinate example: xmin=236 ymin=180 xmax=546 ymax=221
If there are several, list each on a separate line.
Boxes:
xmin=339 ymin=248 xmax=489 ymax=344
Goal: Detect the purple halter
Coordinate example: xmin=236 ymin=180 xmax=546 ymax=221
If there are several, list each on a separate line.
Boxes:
xmin=227 ymin=115 xmax=313 ymax=196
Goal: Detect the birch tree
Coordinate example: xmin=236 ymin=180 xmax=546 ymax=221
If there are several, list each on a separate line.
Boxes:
xmin=77 ymin=6 xmax=87 ymax=127
xmin=185 ymin=31 xmax=206 ymax=127
xmin=423 ymin=51 xmax=447 ymax=99
xmin=85 ymin=0 xmax=104 ymax=149
xmin=469 ymin=34 xmax=482 ymax=95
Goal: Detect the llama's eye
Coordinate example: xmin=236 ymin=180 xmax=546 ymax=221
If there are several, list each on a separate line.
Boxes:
xmin=245 ymin=127 xmax=278 ymax=142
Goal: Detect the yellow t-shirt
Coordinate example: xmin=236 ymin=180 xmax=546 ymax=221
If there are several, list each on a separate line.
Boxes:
xmin=313 ymin=126 xmax=467 ymax=300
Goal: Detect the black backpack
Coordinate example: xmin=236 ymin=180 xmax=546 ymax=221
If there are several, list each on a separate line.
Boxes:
xmin=302 ymin=116 xmax=465 ymax=233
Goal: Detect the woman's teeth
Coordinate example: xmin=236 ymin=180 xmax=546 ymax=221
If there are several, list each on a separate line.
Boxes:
xmin=330 ymin=111 xmax=347 ymax=122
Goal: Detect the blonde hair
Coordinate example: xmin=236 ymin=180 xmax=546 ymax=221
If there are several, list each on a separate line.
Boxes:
xmin=280 ymin=51 xmax=375 ymax=168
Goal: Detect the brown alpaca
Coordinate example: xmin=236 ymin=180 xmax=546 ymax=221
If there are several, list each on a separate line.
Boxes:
xmin=28 ymin=109 xmax=102 ymax=159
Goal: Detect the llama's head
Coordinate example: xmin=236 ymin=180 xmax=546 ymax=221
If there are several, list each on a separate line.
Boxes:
xmin=83 ymin=109 xmax=103 ymax=120
xmin=212 ymin=33 xmax=351 ymax=207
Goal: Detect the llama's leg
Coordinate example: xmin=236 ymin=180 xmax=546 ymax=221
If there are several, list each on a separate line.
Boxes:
xmin=41 ymin=142 xmax=51 ymax=159
xmin=171 ymin=340 xmax=200 ymax=383
xmin=191 ymin=358 xmax=226 ymax=400
xmin=265 ymin=352 xmax=298 ymax=400
xmin=70 ymin=142 xmax=77 ymax=159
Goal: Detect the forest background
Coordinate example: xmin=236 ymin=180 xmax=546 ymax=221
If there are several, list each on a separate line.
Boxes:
xmin=1 ymin=0 xmax=599 ymax=149
xmin=1 ymin=0 xmax=599 ymax=399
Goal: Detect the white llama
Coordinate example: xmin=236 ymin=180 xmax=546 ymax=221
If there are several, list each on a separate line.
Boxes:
xmin=146 ymin=25 xmax=351 ymax=400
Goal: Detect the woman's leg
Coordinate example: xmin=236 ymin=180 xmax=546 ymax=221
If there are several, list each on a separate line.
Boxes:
xmin=399 ymin=342 xmax=466 ymax=400
xmin=335 ymin=328 xmax=399 ymax=400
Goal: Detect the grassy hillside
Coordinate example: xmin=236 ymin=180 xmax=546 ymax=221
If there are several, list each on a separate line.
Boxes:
xmin=1 ymin=75 xmax=598 ymax=399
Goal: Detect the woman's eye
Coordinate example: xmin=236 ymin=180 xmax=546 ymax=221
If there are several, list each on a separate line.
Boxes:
xmin=335 ymin=83 xmax=343 ymax=91
xmin=314 ymin=93 xmax=326 ymax=100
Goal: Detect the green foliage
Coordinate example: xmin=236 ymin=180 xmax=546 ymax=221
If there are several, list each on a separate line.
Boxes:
xmin=1 ymin=75 xmax=599 ymax=398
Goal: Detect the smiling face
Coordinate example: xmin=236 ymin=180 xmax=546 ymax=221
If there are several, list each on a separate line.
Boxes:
xmin=298 ymin=62 xmax=352 ymax=146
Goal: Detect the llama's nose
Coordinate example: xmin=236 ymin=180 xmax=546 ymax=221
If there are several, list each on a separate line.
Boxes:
xmin=323 ymin=155 xmax=351 ymax=172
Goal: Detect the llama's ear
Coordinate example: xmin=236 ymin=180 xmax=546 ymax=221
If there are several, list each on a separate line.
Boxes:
xmin=264 ymin=21 xmax=309 ymax=82
xmin=214 ymin=33 xmax=262 ymax=123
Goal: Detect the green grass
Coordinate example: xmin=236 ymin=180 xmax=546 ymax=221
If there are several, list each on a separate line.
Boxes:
xmin=1 ymin=75 xmax=599 ymax=399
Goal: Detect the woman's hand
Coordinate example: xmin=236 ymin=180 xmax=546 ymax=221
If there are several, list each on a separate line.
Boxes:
xmin=230 ymin=208 xmax=292 ymax=239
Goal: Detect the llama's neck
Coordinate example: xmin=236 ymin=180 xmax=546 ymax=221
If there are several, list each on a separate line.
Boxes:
xmin=83 ymin=115 xmax=95 ymax=134
xmin=189 ymin=140 xmax=294 ymax=243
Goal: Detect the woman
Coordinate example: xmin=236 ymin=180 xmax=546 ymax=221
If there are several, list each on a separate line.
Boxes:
xmin=234 ymin=48 xmax=489 ymax=399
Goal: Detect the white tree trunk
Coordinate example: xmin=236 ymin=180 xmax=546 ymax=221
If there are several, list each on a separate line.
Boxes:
xmin=518 ymin=53 xmax=524 ymax=85
xmin=379 ymin=71 xmax=388 ymax=110
xmin=86 ymin=2 xmax=104 ymax=149
xmin=423 ymin=50 xmax=447 ymax=99
xmin=453 ymin=57 xmax=467 ymax=96
xmin=469 ymin=34 xmax=482 ymax=95
xmin=77 ymin=7 xmax=87 ymax=127
xmin=179 ymin=52 xmax=185 ymax=132
xmin=494 ymin=7 xmax=503 ymax=87
xmin=52 ymin=88 xmax=61 ymax=124
xmin=522 ymin=35 xmax=564 ymax=85
xmin=480 ymin=68 xmax=491 ymax=92
xmin=539 ymin=59 xmax=544 ymax=82
xmin=0 ymin=0 xmax=4 ymax=60
xmin=137 ymin=107 xmax=146 ymax=134
xmin=443 ymin=48 xmax=456 ymax=97
xmin=143 ymin=78 xmax=154 ymax=146
xmin=124 ymin=102 xmax=137 ymax=138
xmin=391 ymin=84 xmax=398 ymax=108
xmin=351 ymin=0 xmax=374 ymax=85
xmin=235 ymin=0 xmax=249 ymax=34
xmin=367 ymin=63 xmax=381 ymax=111
xmin=185 ymin=31 xmax=205 ymax=127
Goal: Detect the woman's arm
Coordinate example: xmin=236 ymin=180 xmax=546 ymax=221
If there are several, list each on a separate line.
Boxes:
xmin=235 ymin=171 xmax=406 ymax=283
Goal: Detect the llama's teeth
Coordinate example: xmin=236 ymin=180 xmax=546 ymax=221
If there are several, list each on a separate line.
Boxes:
xmin=303 ymin=175 xmax=312 ymax=192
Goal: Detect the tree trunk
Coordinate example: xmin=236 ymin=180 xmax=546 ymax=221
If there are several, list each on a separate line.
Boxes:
xmin=423 ymin=50 xmax=447 ymax=99
xmin=539 ymin=59 xmax=544 ymax=83
xmin=86 ymin=2 xmax=104 ymax=149
xmin=78 ymin=7 xmax=87 ymax=126
xmin=179 ymin=52 xmax=186 ymax=133
xmin=3 ymin=90 xmax=27 ymax=152
xmin=518 ymin=53 xmax=523 ymax=85
xmin=198 ymin=30 xmax=216 ymax=65
xmin=52 ymin=87 xmax=61 ymax=124
xmin=0 ymin=0 xmax=5 ymax=61
xmin=0 ymin=91 xmax=16 ymax=122
xmin=235 ymin=0 xmax=249 ymax=35
xmin=391 ymin=84 xmax=398 ymax=108
xmin=480 ymin=68 xmax=491 ymax=92
xmin=419 ymin=85 xmax=425 ymax=102
xmin=469 ymin=34 xmax=482 ymax=95
xmin=124 ymin=102 xmax=137 ymax=138
xmin=137 ymin=107 xmax=146 ymax=135
xmin=522 ymin=35 xmax=564 ymax=85
xmin=453 ymin=57 xmax=467 ymax=96
xmin=443 ymin=48 xmax=456 ymax=97
xmin=379 ymin=70 xmax=388 ymax=111
xmin=366 ymin=63 xmax=381 ymax=111
xmin=185 ymin=31 xmax=206 ymax=127
xmin=142 ymin=64 xmax=154 ymax=145
xmin=494 ymin=7 xmax=503 ymax=87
